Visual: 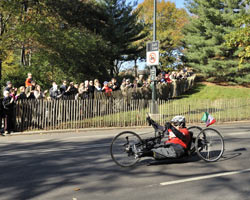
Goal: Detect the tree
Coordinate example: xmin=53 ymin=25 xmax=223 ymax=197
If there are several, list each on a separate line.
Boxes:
xmin=137 ymin=0 xmax=189 ymax=69
xmin=225 ymin=7 xmax=250 ymax=84
xmin=0 ymin=0 xmax=147 ymax=87
xmin=96 ymin=0 xmax=147 ymax=77
xmin=182 ymin=0 xmax=248 ymax=83
xmin=0 ymin=0 xmax=112 ymax=86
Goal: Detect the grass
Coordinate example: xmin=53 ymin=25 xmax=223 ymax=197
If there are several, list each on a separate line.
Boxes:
xmin=179 ymin=82 xmax=250 ymax=100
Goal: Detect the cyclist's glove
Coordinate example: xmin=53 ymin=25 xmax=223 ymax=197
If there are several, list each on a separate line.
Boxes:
xmin=146 ymin=117 xmax=152 ymax=125
xmin=165 ymin=122 xmax=172 ymax=129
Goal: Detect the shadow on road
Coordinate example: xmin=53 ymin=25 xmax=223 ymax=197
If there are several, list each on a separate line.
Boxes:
xmin=0 ymin=135 xmax=249 ymax=200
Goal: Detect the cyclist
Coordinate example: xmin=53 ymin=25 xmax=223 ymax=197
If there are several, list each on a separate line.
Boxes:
xmin=152 ymin=116 xmax=191 ymax=159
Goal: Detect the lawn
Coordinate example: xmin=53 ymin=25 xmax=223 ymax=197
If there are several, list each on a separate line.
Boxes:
xmin=180 ymin=82 xmax=250 ymax=100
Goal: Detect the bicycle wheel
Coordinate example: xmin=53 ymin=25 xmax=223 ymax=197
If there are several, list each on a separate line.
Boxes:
xmin=195 ymin=128 xmax=224 ymax=162
xmin=110 ymin=131 xmax=143 ymax=167
xmin=188 ymin=126 xmax=202 ymax=138
xmin=187 ymin=126 xmax=202 ymax=154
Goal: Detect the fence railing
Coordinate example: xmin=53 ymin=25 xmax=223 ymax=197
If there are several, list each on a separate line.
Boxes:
xmin=13 ymin=98 xmax=250 ymax=132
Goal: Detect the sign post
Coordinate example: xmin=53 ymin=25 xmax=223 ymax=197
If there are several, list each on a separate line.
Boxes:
xmin=146 ymin=0 xmax=158 ymax=114
xmin=146 ymin=40 xmax=159 ymax=114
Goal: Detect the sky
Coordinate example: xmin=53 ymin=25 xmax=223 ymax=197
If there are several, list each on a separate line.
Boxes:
xmin=137 ymin=0 xmax=186 ymax=9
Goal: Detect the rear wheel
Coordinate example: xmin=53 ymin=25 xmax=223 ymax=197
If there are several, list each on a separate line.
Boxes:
xmin=195 ymin=128 xmax=224 ymax=162
xmin=110 ymin=131 xmax=143 ymax=167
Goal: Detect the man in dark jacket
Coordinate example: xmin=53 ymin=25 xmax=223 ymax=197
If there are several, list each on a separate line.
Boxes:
xmin=49 ymin=82 xmax=62 ymax=99
xmin=4 ymin=81 xmax=12 ymax=92
xmin=2 ymin=90 xmax=15 ymax=134
xmin=0 ymin=98 xmax=5 ymax=135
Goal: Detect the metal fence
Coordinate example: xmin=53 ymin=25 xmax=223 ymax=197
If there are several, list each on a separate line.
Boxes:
xmin=12 ymin=98 xmax=250 ymax=132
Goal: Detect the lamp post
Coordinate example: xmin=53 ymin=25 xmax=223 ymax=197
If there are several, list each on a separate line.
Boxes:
xmin=151 ymin=0 xmax=157 ymax=114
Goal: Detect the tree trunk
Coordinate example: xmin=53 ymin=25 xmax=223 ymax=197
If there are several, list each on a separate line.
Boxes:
xmin=21 ymin=45 xmax=26 ymax=66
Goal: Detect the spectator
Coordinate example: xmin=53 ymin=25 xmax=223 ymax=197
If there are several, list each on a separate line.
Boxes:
xmin=0 ymin=98 xmax=4 ymax=135
xmin=9 ymin=88 xmax=18 ymax=101
xmin=81 ymin=80 xmax=89 ymax=99
xmin=25 ymin=82 xmax=36 ymax=100
xmin=110 ymin=78 xmax=119 ymax=91
xmin=126 ymin=79 xmax=133 ymax=88
xmin=88 ymin=80 xmax=95 ymax=99
xmin=137 ymin=75 xmax=144 ymax=87
xmin=68 ymin=82 xmax=78 ymax=98
xmin=16 ymin=86 xmax=27 ymax=100
xmin=133 ymin=79 xmax=138 ymax=88
xmin=2 ymin=90 xmax=15 ymax=134
xmin=25 ymin=73 xmax=33 ymax=88
xmin=31 ymin=80 xmax=36 ymax=90
xmin=4 ymin=81 xmax=12 ymax=92
xmin=170 ymin=71 xmax=177 ymax=81
xmin=165 ymin=71 xmax=172 ymax=83
xmin=102 ymin=81 xmax=112 ymax=95
xmin=76 ymin=82 xmax=84 ymax=99
xmin=94 ymin=79 xmax=102 ymax=92
xmin=49 ymin=82 xmax=61 ymax=99
xmin=60 ymin=80 xmax=69 ymax=98
xmin=34 ymin=85 xmax=47 ymax=99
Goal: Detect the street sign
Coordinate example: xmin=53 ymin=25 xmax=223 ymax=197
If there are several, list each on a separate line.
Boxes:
xmin=147 ymin=41 xmax=159 ymax=52
xmin=146 ymin=41 xmax=159 ymax=66
xmin=150 ymin=66 xmax=156 ymax=81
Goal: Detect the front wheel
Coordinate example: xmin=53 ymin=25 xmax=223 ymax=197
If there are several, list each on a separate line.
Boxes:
xmin=195 ymin=128 xmax=224 ymax=162
xmin=187 ymin=126 xmax=203 ymax=154
xmin=110 ymin=131 xmax=143 ymax=167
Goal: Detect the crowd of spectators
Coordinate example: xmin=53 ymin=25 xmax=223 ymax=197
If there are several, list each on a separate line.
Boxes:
xmin=2 ymin=68 xmax=193 ymax=101
xmin=0 ymin=68 xmax=193 ymax=135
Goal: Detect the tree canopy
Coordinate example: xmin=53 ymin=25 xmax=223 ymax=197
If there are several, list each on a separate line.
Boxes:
xmin=182 ymin=0 xmax=249 ymax=84
xmin=0 ymin=0 xmax=146 ymax=88
xmin=137 ymin=0 xmax=189 ymax=69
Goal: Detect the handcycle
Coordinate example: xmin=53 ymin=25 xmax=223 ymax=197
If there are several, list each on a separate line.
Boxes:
xmin=110 ymin=115 xmax=225 ymax=167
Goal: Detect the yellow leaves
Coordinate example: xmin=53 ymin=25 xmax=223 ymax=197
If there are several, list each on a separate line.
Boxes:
xmin=137 ymin=0 xmax=189 ymax=47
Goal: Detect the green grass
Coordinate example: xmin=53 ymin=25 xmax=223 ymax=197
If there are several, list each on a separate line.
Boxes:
xmin=179 ymin=83 xmax=250 ymax=100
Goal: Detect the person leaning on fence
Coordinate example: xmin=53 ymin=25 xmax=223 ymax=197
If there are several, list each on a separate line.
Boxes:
xmin=2 ymin=90 xmax=15 ymax=134
xmin=34 ymin=85 xmax=48 ymax=100
xmin=94 ymin=79 xmax=102 ymax=92
xmin=88 ymin=80 xmax=95 ymax=99
xmin=110 ymin=78 xmax=120 ymax=91
xmin=102 ymin=81 xmax=112 ymax=95
xmin=0 ymin=98 xmax=5 ymax=135
xmin=49 ymin=82 xmax=62 ymax=99
xmin=25 ymin=83 xmax=36 ymax=100
xmin=16 ymin=86 xmax=27 ymax=101
xmin=4 ymin=81 xmax=13 ymax=92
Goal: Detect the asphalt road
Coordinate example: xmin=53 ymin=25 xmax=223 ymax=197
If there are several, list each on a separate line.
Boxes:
xmin=0 ymin=123 xmax=250 ymax=200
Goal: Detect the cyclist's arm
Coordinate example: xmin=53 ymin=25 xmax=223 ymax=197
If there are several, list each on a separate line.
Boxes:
xmin=169 ymin=126 xmax=186 ymax=141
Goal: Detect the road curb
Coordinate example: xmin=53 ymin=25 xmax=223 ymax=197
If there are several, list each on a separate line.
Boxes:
xmin=5 ymin=120 xmax=250 ymax=137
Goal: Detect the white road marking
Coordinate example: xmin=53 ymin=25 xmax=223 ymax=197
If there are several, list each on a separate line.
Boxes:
xmin=160 ymin=168 xmax=250 ymax=186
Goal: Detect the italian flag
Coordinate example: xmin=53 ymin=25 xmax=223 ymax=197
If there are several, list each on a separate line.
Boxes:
xmin=201 ymin=112 xmax=216 ymax=127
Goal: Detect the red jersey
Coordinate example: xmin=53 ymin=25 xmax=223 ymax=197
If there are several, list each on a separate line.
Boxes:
xmin=164 ymin=74 xmax=172 ymax=83
xmin=165 ymin=128 xmax=190 ymax=149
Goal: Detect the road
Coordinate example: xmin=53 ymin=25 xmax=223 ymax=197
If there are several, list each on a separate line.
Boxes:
xmin=0 ymin=123 xmax=250 ymax=200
